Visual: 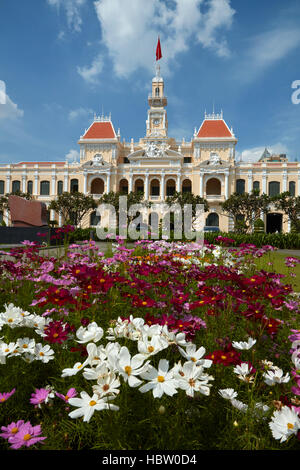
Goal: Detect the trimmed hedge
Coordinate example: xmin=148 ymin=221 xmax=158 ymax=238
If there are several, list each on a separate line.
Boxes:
xmin=67 ymin=227 xmax=300 ymax=250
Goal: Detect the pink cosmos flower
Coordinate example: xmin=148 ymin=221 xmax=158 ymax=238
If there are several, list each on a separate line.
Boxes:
xmin=0 ymin=420 xmax=26 ymax=439
xmin=55 ymin=387 xmax=77 ymax=403
xmin=0 ymin=388 xmax=16 ymax=403
xmin=8 ymin=422 xmax=46 ymax=449
xmin=29 ymin=388 xmax=50 ymax=407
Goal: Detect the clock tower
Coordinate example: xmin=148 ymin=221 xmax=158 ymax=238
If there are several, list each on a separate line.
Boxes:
xmin=146 ymin=63 xmax=168 ymax=140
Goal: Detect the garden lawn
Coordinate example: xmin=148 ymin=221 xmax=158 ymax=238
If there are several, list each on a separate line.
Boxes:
xmin=252 ymin=251 xmax=300 ymax=292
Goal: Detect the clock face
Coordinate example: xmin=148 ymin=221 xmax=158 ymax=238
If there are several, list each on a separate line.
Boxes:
xmin=153 ymin=118 xmax=160 ymax=125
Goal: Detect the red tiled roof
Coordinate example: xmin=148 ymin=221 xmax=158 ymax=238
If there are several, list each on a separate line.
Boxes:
xmin=82 ymin=121 xmax=116 ymax=139
xmin=197 ymin=119 xmax=233 ymax=138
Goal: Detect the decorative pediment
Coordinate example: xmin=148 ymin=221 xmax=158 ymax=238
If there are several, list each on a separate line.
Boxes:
xmin=127 ymin=142 xmax=183 ymax=162
xmin=82 ymin=153 xmax=111 ymax=169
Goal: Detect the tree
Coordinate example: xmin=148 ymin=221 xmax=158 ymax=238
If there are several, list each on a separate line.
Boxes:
xmin=272 ymin=192 xmax=300 ymax=232
xmin=49 ymin=192 xmax=97 ymax=227
xmin=165 ymin=191 xmax=209 ymax=236
xmin=165 ymin=191 xmax=209 ymax=215
xmin=221 ymin=191 xmax=271 ymax=234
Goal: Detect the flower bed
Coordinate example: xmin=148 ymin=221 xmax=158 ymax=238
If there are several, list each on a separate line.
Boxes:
xmin=0 ymin=239 xmax=299 ymax=450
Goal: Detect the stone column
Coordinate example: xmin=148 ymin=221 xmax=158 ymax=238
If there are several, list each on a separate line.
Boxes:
xmin=176 ymin=174 xmax=181 ymax=193
xmin=247 ymin=171 xmax=253 ymax=193
xmin=283 ymin=171 xmax=287 ymax=192
xmin=145 ymin=173 xmax=149 ymax=200
xmin=262 ymin=171 xmax=267 ymax=194
xmin=106 ymin=173 xmax=111 ymax=193
xmin=22 ymin=174 xmax=27 ymax=193
xmin=129 ymin=173 xmax=133 ymax=193
xmin=64 ymin=172 xmax=69 ymax=192
xmin=161 ymin=173 xmax=165 ymax=200
xmin=225 ymin=172 xmax=229 ymax=199
xmin=83 ymin=171 xmax=87 ymax=194
xmin=6 ymin=173 xmax=11 ymax=194
xmin=34 ymin=172 xmax=39 ymax=196
xmin=51 ymin=174 xmax=56 ymax=196
xmin=199 ymin=171 xmax=204 ymax=197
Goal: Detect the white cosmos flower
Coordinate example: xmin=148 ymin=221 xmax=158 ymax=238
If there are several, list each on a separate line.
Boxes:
xmin=139 ymin=359 xmax=179 ymax=398
xmin=137 ymin=334 xmax=168 ymax=358
xmin=231 ymin=398 xmax=248 ymax=413
xmin=218 ymin=388 xmax=238 ymax=400
xmin=0 ymin=341 xmax=16 ymax=363
xmin=178 ymin=344 xmax=212 ymax=368
xmin=92 ymin=371 xmax=121 ymax=398
xmin=161 ymin=325 xmax=188 ymax=347
xmin=175 ymin=361 xmax=214 ymax=397
xmin=68 ymin=392 xmax=119 ymax=422
xmin=115 ymin=346 xmax=150 ymax=387
xmin=269 ymin=406 xmax=300 ymax=442
xmin=85 ymin=343 xmax=107 ymax=367
xmin=83 ymin=362 xmax=111 ymax=381
xmin=76 ymin=322 xmax=104 ymax=344
xmin=61 ymin=359 xmax=89 ymax=377
xmin=233 ymin=363 xmax=255 ymax=383
xmin=16 ymin=337 xmax=36 ymax=354
xmin=263 ymin=368 xmax=290 ymax=386
xmin=34 ymin=344 xmax=55 ymax=363
xmin=232 ymin=338 xmax=257 ymax=350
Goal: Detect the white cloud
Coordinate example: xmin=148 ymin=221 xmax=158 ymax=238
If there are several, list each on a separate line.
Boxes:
xmin=85 ymin=0 xmax=235 ymax=81
xmin=47 ymin=0 xmax=86 ymax=33
xmin=65 ymin=149 xmax=80 ymax=163
xmin=0 ymin=82 xmax=24 ymax=120
xmin=77 ymin=53 xmax=104 ymax=84
xmin=236 ymin=27 xmax=300 ymax=83
xmin=237 ymin=143 xmax=289 ymax=163
xmin=68 ymin=107 xmax=93 ymax=120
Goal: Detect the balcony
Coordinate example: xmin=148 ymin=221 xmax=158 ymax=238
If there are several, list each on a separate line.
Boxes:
xmin=205 ymin=194 xmax=225 ymax=202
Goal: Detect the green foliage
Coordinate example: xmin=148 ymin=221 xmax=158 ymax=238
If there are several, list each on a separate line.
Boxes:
xmin=49 ymin=192 xmax=97 ymax=227
xmin=204 ymin=231 xmax=300 ymax=248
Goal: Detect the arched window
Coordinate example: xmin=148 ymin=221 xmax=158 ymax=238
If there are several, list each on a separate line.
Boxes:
xmin=119 ymin=179 xmax=128 ymax=194
xmin=0 ymin=180 xmax=4 ymax=195
xmin=182 ymin=179 xmax=192 ymax=193
xmin=253 ymin=181 xmax=260 ymax=194
xmin=155 ymin=87 xmax=160 ymax=97
xmin=206 ymin=212 xmax=219 ymax=227
xmin=206 ymin=178 xmax=221 ymax=195
xmin=27 ymin=180 xmax=33 ymax=195
xmin=268 ymin=181 xmax=280 ymax=197
xmin=166 ymin=179 xmax=176 ymax=196
xmin=236 ymin=179 xmax=245 ymax=194
xmin=57 ymin=180 xmax=63 ymax=195
xmin=90 ymin=210 xmax=101 ymax=226
xmin=90 ymin=178 xmax=104 ymax=194
xmin=150 ymin=179 xmax=160 ymax=196
xmin=12 ymin=180 xmax=21 ymax=193
xmin=134 ymin=179 xmax=144 ymax=194
xmin=40 ymin=181 xmax=50 ymax=196
xmin=70 ymin=179 xmax=79 ymax=193
xmin=289 ymin=181 xmax=296 ymax=197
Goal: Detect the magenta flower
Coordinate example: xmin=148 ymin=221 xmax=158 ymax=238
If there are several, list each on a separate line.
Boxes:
xmin=30 ymin=388 xmax=51 ymax=407
xmin=0 ymin=420 xmax=26 ymax=439
xmin=8 ymin=422 xmax=46 ymax=449
xmin=0 ymin=388 xmax=16 ymax=403
xmin=55 ymin=387 xmax=77 ymax=403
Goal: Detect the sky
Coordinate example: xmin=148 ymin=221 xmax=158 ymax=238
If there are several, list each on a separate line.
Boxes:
xmin=1 ymin=0 xmax=300 ymax=164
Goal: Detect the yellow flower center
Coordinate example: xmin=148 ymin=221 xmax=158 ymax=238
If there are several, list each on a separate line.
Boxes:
xmin=287 ymin=423 xmax=294 ymax=430
xmin=125 ymin=366 xmax=132 ymax=376
xmin=89 ymin=400 xmax=97 ymax=406
xmin=142 ymin=301 xmax=147 ymax=306
xmin=39 ymin=352 xmax=45 ymax=356
xmin=102 ymin=384 xmax=109 ymax=392
xmin=191 ymin=357 xmax=197 ymax=362
xmin=7 ymin=318 xmax=13 ymax=323
xmin=148 ymin=346 xmax=154 ymax=353
xmin=11 ymin=427 xmax=18 ymax=434
xmin=22 ymin=344 xmax=28 ymax=348
xmin=0 ymin=398 xmax=5 ymax=402
xmin=23 ymin=434 xmax=32 ymax=441
xmin=65 ymin=395 xmax=69 ymax=401
xmin=157 ymin=375 xmax=165 ymax=382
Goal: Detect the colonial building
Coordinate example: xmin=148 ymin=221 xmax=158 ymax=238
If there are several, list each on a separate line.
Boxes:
xmin=0 ymin=64 xmax=299 ymax=233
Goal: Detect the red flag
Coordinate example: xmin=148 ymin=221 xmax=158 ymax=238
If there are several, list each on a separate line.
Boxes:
xmin=156 ymin=37 xmax=162 ymax=61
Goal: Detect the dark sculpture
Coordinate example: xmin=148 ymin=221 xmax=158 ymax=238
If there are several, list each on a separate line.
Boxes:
xmin=8 ymin=195 xmax=48 ymax=227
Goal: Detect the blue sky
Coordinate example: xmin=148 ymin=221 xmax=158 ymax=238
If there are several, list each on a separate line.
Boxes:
xmin=1 ymin=0 xmax=300 ymax=164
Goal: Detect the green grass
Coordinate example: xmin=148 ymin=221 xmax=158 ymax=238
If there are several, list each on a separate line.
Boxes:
xmin=252 ymin=251 xmax=300 ymax=291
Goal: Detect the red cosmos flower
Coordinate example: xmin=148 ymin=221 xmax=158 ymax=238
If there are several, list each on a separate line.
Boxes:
xmin=36 ymin=286 xmax=77 ymax=308
xmin=261 ymin=316 xmax=283 ymax=335
xmin=206 ymin=346 xmax=241 ymax=366
xmin=44 ymin=320 xmax=72 ymax=344
xmin=241 ymin=274 xmax=267 ymax=287
xmin=131 ymin=296 xmax=156 ymax=308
